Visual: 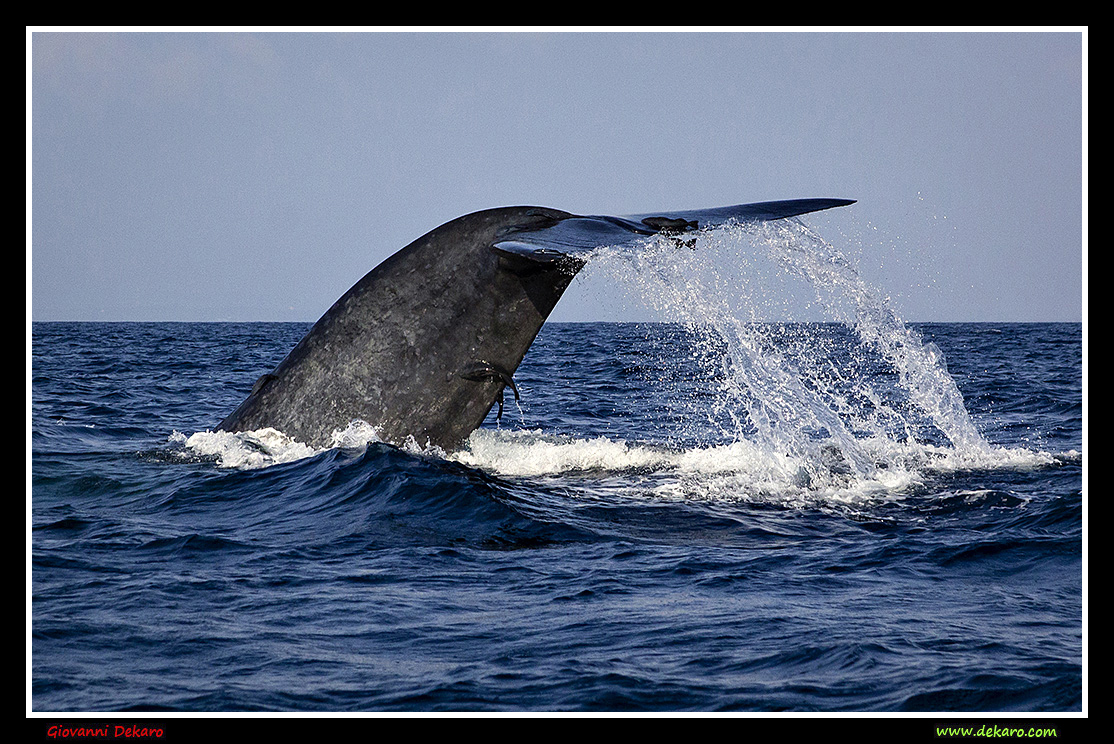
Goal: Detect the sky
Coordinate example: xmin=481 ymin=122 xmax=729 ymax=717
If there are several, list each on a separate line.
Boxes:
xmin=28 ymin=29 xmax=1086 ymax=323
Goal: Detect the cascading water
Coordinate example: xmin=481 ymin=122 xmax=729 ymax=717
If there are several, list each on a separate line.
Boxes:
xmin=579 ymin=216 xmax=993 ymax=490
xmin=757 ymin=218 xmax=990 ymax=453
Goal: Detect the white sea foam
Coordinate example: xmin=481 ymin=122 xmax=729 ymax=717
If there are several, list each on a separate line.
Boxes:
xmin=448 ymin=427 xmax=1061 ymax=505
xmin=169 ymin=418 xmax=1063 ymax=509
xmin=170 ymin=420 xmax=383 ymax=470
xmin=168 ymin=428 xmax=318 ymax=469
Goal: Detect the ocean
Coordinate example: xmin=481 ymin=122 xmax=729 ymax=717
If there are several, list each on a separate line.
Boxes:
xmin=30 ymin=220 xmax=1083 ymax=718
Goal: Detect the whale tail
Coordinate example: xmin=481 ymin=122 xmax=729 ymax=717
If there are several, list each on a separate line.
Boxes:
xmin=219 ymin=198 xmax=855 ymax=450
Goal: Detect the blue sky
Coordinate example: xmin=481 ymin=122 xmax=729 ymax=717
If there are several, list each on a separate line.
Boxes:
xmin=29 ymin=29 xmax=1085 ymax=323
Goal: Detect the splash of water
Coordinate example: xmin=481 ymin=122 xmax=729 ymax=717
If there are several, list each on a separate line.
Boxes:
xmin=579 ymin=217 xmax=992 ymax=487
xmin=757 ymin=218 xmax=990 ymax=453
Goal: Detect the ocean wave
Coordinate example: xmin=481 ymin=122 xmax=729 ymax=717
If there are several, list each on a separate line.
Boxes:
xmin=169 ymin=421 xmax=1071 ymax=514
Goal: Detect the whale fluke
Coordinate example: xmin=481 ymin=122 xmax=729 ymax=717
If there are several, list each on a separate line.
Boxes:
xmin=218 ymin=198 xmax=854 ymax=450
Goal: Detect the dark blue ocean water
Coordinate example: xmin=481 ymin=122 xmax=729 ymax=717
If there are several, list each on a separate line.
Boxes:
xmin=31 ymin=318 xmax=1082 ymax=714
